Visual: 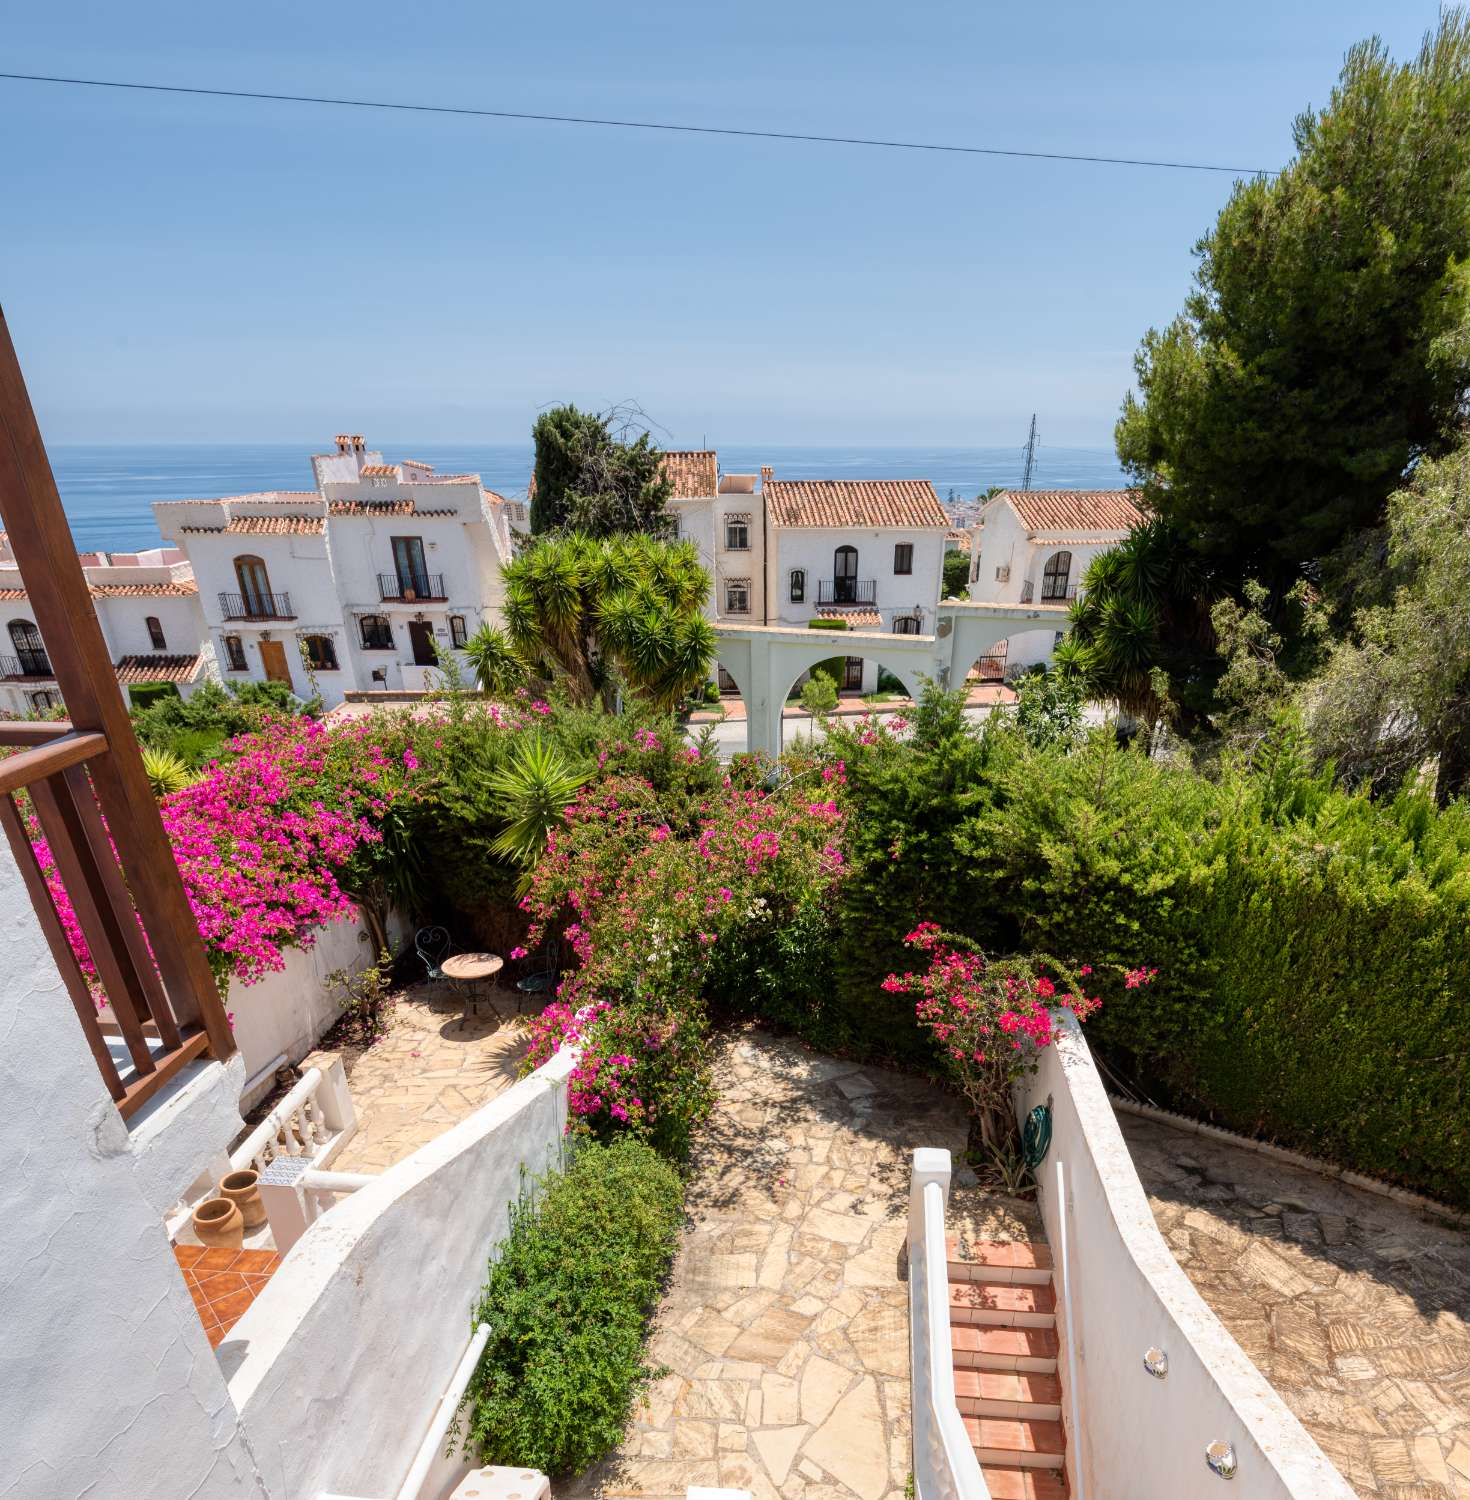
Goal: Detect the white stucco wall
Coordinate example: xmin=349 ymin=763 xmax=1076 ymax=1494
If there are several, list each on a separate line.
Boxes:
xmin=0 ymin=838 xmax=268 ymax=1500
xmin=227 ymin=1049 xmax=576 ymax=1500
xmin=1014 ymin=1014 xmax=1355 ymax=1499
xmin=228 ymin=913 xmax=377 ymax=1108
xmin=769 ymin=527 xmax=946 ymax=633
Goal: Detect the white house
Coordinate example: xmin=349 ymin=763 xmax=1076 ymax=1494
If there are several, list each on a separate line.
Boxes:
xmin=968 ymin=488 xmax=1144 ymax=671
xmin=667 ymin=454 xmax=951 ymax=695
xmin=155 ymin=435 xmax=515 ymax=709
xmin=0 ymin=538 xmax=211 ymax=717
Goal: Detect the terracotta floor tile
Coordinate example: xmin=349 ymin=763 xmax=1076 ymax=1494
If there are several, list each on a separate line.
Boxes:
xmin=194 ymin=1248 xmax=240 ymax=1273
xmin=233 ymin=1249 xmax=280 ymax=1274
xmin=206 ymin=1286 xmax=259 ymax=1326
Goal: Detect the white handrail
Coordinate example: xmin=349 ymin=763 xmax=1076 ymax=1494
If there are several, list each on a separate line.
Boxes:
xmin=393 ymin=1322 xmax=491 ymax=1500
xmin=1054 ymin=1159 xmax=1086 ymax=1500
xmin=231 ymin=1066 xmax=323 ymax=1170
xmin=909 ymin=1148 xmax=990 ymax=1500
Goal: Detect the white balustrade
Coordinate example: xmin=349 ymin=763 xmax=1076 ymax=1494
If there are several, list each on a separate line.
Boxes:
xmin=230 ymin=1053 xmax=357 ymax=1175
xmin=908 ymin=1148 xmax=991 ymax=1500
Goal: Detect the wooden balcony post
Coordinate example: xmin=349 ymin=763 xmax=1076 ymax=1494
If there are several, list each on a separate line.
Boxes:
xmin=0 ymin=308 xmax=235 ymax=1066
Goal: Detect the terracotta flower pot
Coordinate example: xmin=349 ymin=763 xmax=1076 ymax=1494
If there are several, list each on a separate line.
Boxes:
xmin=219 ymin=1168 xmax=268 ymax=1231
xmin=192 ymin=1196 xmax=244 ymax=1250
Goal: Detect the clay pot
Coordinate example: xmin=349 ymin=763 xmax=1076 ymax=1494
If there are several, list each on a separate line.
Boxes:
xmin=218 ymin=1168 xmax=268 ymax=1231
xmin=192 ymin=1196 xmax=244 ymax=1250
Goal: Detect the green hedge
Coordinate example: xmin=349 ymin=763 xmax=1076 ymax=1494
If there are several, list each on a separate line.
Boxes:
xmin=806 ymin=617 xmax=849 ymax=696
xmin=460 ymin=1139 xmax=683 ymax=1476
xmin=127 ymin=681 xmax=181 ymax=711
xmin=828 ymin=706 xmax=1470 ymax=1207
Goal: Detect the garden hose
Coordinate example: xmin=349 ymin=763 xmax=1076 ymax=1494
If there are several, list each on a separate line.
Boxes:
xmin=1022 ymin=1104 xmax=1053 ymax=1168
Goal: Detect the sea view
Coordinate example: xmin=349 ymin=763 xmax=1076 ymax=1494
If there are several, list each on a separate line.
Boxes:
xmin=42 ymin=442 xmax=1129 ymax=552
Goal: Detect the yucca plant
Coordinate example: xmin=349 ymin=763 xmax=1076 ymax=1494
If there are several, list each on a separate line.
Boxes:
xmin=462 ymin=624 xmax=531 ymax=695
xmin=484 ymin=735 xmax=590 ymax=871
xmin=139 ymin=745 xmax=195 ymax=798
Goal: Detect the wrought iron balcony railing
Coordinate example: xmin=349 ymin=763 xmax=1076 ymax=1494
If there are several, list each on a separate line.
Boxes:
xmin=218 ymin=590 xmax=295 ymax=620
xmin=377 ymin=572 xmax=446 ymax=602
xmin=816 ymin=578 xmax=877 ymax=606
xmin=0 ymin=648 xmax=54 ymax=678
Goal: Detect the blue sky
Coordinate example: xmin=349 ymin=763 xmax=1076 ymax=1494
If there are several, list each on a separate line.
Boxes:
xmin=1 ymin=1 xmax=1437 ymax=447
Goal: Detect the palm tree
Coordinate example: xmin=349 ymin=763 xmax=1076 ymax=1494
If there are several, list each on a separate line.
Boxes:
xmin=462 ymin=624 xmax=529 ymax=695
xmin=484 ymin=736 xmax=589 ymax=870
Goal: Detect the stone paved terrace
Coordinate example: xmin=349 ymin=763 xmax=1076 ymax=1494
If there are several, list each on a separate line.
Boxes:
xmin=562 ymin=1027 xmax=1039 ymax=1500
xmin=322 ymin=984 xmax=530 ymax=1174
xmin=1122 ymin=1111 xmax=1470 ymax=1499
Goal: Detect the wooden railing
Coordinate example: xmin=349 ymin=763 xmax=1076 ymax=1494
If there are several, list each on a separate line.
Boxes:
xmin=0 ymin=309 xmax=236 ymax=1118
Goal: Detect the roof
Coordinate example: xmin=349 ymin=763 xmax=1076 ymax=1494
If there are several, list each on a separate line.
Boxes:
xmin=0 ymin=588 xmax=25 ymax=600
xmin=155 ymin=491 xmax=318 ymax=509
xmin=180 ymin=515 xmax=323 ymax=536
xmin=327 ymin=500 xmax=460 ymax=518
xmin=88 ymin=579 xmax=199 ymax=598
xmin=115 ymin=653 xmax=203 ymax=685
xmin=1000 ymin=489 xmax=1145 ymax=536
xmin=814 ymin=606 xmax=883 ymax=628
xmin=661 ymin=451 xmax=718 ymax=498
xmin=400 ymin=459 xmax=435 ymax=472
xmin=945 ymin=530 xmax=972 ymax=553
xmin=766 ymin=479 xmax=949 ymax=530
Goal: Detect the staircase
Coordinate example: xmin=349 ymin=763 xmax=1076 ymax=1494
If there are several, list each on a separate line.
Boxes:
xmin=946 ymin=1237 xmax=1068 ymax=1500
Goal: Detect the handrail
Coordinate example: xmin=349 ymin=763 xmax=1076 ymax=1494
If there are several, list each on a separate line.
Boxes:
xmin=909 ymin=1148 xmax=990 ymax=1500
xmin=231 ymin=1067 xmax=323 ymax=1170
xmin=0 ymin=719 xmax=74 ymax=745
xmin=0 ymin=730 xmax=108 ymax=796
xmin=392 ymin=1322 xmax=492 ymax=1500
xmin=1054 ymin=1160 xmax=1086 ymax=1500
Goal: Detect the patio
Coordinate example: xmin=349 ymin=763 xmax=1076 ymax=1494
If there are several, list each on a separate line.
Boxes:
xmin=561 ymin=1027 xmax=1039 ymax=1500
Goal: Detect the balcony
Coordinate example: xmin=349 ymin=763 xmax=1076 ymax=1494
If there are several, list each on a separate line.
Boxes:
xmin=219 ymin=590 xmax=295 ymax=620
xmin=378 ymin=572 xmax=446 ymax=602
xmin=1041 ymin=582 xmax=1079 ymax=603
xmin=0 ymin=648 xmax=54 ymax=679
xmin=816 ymin=578 xmax=877 ymax=606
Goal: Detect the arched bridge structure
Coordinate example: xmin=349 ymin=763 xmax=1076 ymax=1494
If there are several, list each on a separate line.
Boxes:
xmin=712 ymin=601 xmax=1070 ymax=758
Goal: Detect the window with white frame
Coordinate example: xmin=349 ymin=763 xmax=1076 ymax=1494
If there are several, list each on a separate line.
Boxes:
xmin=301 ymin=634 xmax=339 ymax=671
xmin=893 ymin=542 xmax=914 ymax=575
xmin=145 ymin=615 xmax=166 ymax=650
xmin=724 ymin=514 xmax=751 ymax=551
xmin=359 ymin=614 xmax=393 ymax=650
xmin=449 ymin=615 xmax=468 ymax=648
xmin=724 ymin=577 xmax=751 ymax=615
xmin=789 ymin=567 xmax=805 ymax=602
xmin=892 ymin=614 xmax=922 ymax=635
xmin=222 ymin=634 xmax=247 ymax=671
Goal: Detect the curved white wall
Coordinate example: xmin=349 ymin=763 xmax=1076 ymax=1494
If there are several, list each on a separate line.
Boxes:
xmin=1015 ymin=1014 xmax=1354 ymax=1499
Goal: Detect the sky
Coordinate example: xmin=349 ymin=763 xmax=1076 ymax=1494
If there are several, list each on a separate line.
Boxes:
xmin=0 ymin=1 xmax=1441 ymax=448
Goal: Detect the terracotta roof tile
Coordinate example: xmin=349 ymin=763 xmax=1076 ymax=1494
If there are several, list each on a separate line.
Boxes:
xmin=157 ymin=491 xmax=318 ymax=509
xmin=661 ymin=451 xmax=718 ymax=498
xmin=946 ymin=530 xmax=973 ymax=553
xmin=181 ymin=515 xmax=322 ymax=537
xmin=767 ymin=479 xmax=949 ymax=530
xmin=1001 ymin=489 xmax=1145 ymax=535
xmin=814 ymin=606 xmax=883 ymax=627
xmin=114 ymin=653 xmax=203 ymax=685
xmin=327 ymin=500 xmax=459 ymax=517
xmin=400 ymin=459 xmax=435 ymax=472
xmin=359 ymin=464 xmax=398 ymax=477
xmin=0 ymin=587 xmax=26 ymax=600
xmin=88 ymin=579 xmax=199 ymax=598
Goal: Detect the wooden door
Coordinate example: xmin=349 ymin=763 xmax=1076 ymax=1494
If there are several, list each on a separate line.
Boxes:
xmin=407 ymin=620 xmax=438 ymax=666
xmin=259 ymin=639 xmax=293 ymax=687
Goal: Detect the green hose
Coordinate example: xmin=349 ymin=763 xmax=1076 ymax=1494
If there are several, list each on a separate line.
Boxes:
xmin=1022 ymin=1104 xmax=1053 ymax=1168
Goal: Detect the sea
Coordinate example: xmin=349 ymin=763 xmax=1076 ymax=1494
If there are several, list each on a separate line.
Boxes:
xmin=41 ymin=443 xmax=1128 ymax=553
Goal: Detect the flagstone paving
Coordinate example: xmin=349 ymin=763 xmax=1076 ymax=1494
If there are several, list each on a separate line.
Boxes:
xmin=320 ymin=985 xmax=530 ymax=1173
xmin=560 ymin=1027 xmax=1039 ymax=1500
xmin=1122 ymin=1111 xmax=1470 ymax=1499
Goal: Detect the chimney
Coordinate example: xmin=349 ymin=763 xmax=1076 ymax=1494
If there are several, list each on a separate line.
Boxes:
xmin=760 ymin=465 xmax=774 ymax=487
xmin=352 ymin=434 xmax=366 ymax=454
xmin=335 ymin=434 xmax=350 ymax=454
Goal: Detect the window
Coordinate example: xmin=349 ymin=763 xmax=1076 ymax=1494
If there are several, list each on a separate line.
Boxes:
xmin=8 ymin=619 xmax=50 ymax=676
xmin=234 ymin=555 xmax=272 ymax=614
xmin=391 ymin=536 xmax=430 ymax=595
xmin=1041 ymin=550 xmax=1072 ymax=601
xmin=145 ymin=615 xmax=166 ymax=651
xmin=302 ymin=634 xmax=339 ymax=671
xmin=892 ymin=614 xmax=922 ymax=635
xmin=359 ymin=614 xmax=393 ymax=650
xmin=724 ymin=578 xmax=751 ymax=615
xmin=222 ymin=634 xmax=247 ymax=671
xmin=724 ymin=514 xmax=751 ymax=551
xmin=832 ymin=544 xmax=859 ymax=602
xmin=449 ymin=615 xmax=468 ymax=648
xmin=28 ymin=689 xmax=58 ymax=713
xmin=893 ymin=543 xmax=914 ymax=575
xmin=789 ymin=568 xmax=806 ymax=603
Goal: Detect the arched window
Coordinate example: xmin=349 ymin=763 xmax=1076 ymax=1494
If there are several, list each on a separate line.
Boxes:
xmin=234 ymin=555 xmax=272 ymax=615
xmin=302 ymin=635 xmax=339 ymax=671
xmin=833 ymin=545 xmax=858 ymax=603
xmin=1041 ymin=550 xmax=1072 ymax=601
xmin=449 ymin=615 xmax=468 ymax=648
xmin=145 ymin=615 xmax=166 ymax=650
xmin=359 ymin=614 xmax=393 ymax=650
xmin=8 ymin=619 xmax=49 ymax=676
xmin=789 ymin=568 xmax=806 ymax=603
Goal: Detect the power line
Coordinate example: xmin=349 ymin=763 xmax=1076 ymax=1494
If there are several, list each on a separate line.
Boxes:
xmin=0 ymin=70 xmax=1279 ymax=177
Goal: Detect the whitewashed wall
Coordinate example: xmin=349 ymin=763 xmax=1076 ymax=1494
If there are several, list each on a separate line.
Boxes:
xmin=228 ymin=1049 xmax=576 ymax=1500
xmin=0 ymin=839 xmax=265 ymax=1500
xmin=770 ymin=527 xmax=946 ymax=633
xmin=1015 ymin=1014 xmax=1355 ymax=1499
xmin=229 ymin=913 xmax=378 ymax=1109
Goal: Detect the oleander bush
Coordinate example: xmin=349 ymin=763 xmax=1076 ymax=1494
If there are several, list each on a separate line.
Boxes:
xmin=460 ymin=1139 xmax=683 ymax=1476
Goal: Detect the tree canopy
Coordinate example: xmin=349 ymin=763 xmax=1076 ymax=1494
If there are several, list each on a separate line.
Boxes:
xmin=530 ymin=404 xmax=675 ymax=538
xmin=464 ymin=534 xmax=715 ymax=710
xmin=1116 ymin=13 xmax=1470 ymax=585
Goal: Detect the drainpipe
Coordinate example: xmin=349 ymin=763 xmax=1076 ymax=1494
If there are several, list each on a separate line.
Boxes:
xmin=760 ymin=488 xmax=769 ymax=626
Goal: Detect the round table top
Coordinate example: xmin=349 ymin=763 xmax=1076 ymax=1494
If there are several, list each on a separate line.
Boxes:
xmin=441 ymin=951 xmax=504 ymax=981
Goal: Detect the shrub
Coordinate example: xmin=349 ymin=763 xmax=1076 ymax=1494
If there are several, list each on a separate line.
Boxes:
xmin=128 ymin=681 xmax=180 ymax=712
xmin=460 ymin=1139 xmax=683 ymax=1476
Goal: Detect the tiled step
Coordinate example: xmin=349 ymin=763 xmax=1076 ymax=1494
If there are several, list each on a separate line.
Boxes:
xmin=953 ymin=1367 xmax=1063 ymax=1420
xmin=948 ymin=1277 xmax=1056 ymax=1328
xmin=950 ymin=1323 xmax=1059 ymax=1373
xmin=979 ymin=1464 xmax=1069 ymax=1499
xmin=964 ymin=1415 xmax=1066 ymax=1470
xmin=946 ymin=1237 xmax=1053 ymax=1285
